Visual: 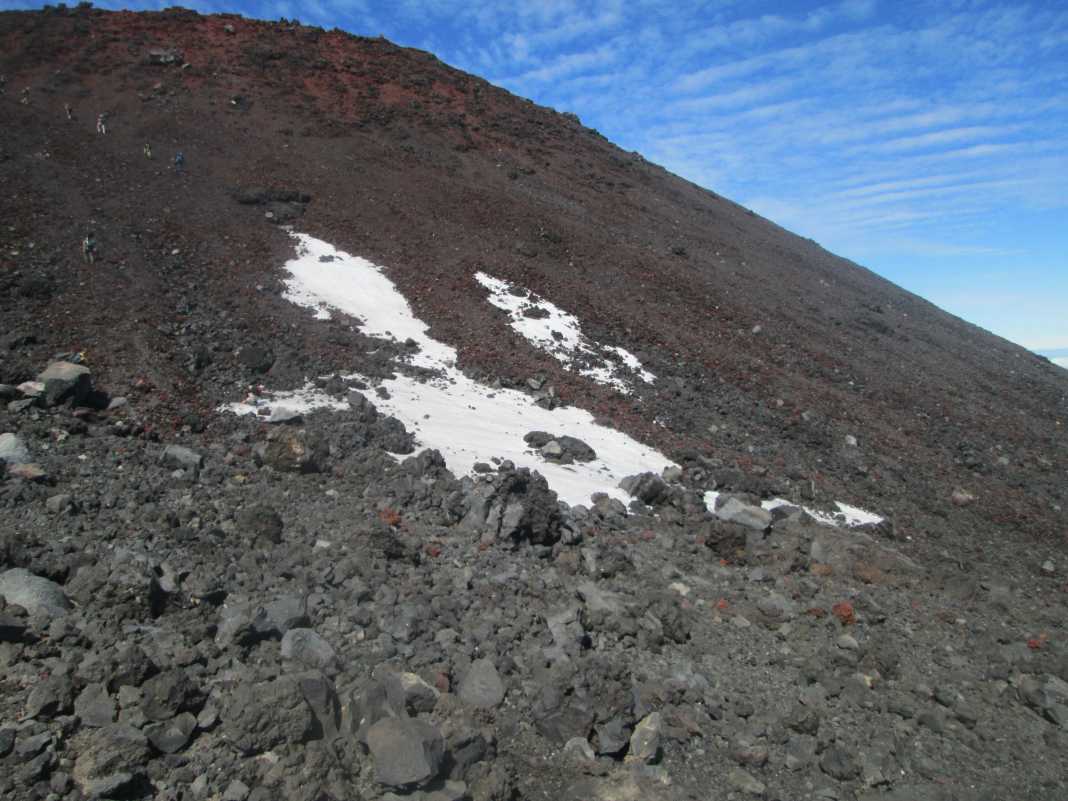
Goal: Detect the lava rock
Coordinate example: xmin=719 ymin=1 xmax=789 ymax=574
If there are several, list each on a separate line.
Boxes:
xmin=458 ymin=658 xmax=505 ymax=709
xmin=146 ymin=712 xmax=197 ymax=754
xmin=142 ymin=669 xmax=203 ymax=721
xmin=0 ymin=568 xmax=70 ymax=618
xmin=74 ymin=683 xmax=117 ymax=728
xmin=619 ymin=472 xmax=670 ymax=505
xmin=71 ymin=724 xmax=150 ymax=798
xmin=715 ymin=497 xmax=773 ymax=530
xmin=280 ymin=628 xmax=338 ymax=672
xmin=460 ymin=466 xmax=562 ymax=545
xmin=398 ymin=673 xmax=441 ymax=715
xmin=222 ymin=675 xmax=318 ymax=755
xmin=26 ymin=674 xmax=75 ymax=718
xmin=36 ymin=361 xmax=92 ymax=406
xmin=366 ymin=716 xmax=444 ymax=787
xmin=626 ymin=712 xmax=662 ymax=764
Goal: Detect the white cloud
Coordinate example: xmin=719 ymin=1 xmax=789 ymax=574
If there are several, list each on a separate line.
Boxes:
xmin=667 ymin=78 xmax=797 ymax=113
xmin=860 ymin=125 xmax=1019 ymax=154
xmin=498 ymin=42 xmax=621 ymax=84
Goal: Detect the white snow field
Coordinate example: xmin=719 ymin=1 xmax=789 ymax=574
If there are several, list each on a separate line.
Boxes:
xmin=225 ymin=234 xmax=673 ymax=507
xmin=224 ymin=232 xmax=883 ymax=526
xmin=475 ymin=272 xmax=655 ymax=392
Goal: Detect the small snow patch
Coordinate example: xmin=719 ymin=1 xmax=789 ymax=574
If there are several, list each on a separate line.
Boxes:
xmin=702 ymin=492 xmax=883 ymax=530
xmin=475 ymin=272 xmax=655 ymax=392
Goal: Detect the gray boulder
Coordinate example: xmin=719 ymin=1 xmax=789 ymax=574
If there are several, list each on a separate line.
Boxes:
xmin=0 ymin=432 xmax=30 ymax=465
xmin=26 ymin=674 xmax=75 ymax=718
xmin=142 ymin=669 xmax=203 ymax=722
xmin=0 ymin=568 xmax=70 ymax=618
xmin=715 ymin=497 xmax=772 ymax=530
xmin=626 ymin=712 xmax=662 ymax=764
xmin=281 ymin=628 xmax=338 ymax=672
xmin=297 ymin=672 xmax=341 ymax=741
xmin=557 ymin=435 xmax=597 ymax=462
xmin=366 ymin=716 xmax=444 ymax=787
xmin=71 ymin=724 xmax=150 ymax=798
xmin=398 ymin=673 xmax=441 ymax=715
xmin=222 ymin=675 xmax=319 ymax=755
xmin=523 ymin=431 xmax=554 ymax=448
xmin=37 ymin=361 xmax=92 ymax=406
xmin=146 ymin=712 xmax=198 ymax=754
xmin=346 ymin=674 xmax=406 ymax=742
xmin=529 ymin=432 xmax=596 ymax=464
xmin=74 ymin=683 xmax=116 ymax=728
xmin=458 ymin=658 xmax=505 ymax=709
xmin=619 ymin=472 xmax=670 ymax=505
xmin=540 ymin=440 xmax=564 ymax=460
xmin=216 ymin=595 xmax=309 ymax=646
xmin=460 ymin=467 xmax=561 ymax=545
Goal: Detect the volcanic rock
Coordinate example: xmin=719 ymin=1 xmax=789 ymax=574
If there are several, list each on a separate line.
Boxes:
xmin=36 ymin=360 xmax=92 ymax=406
xmin=0 ymin=568 xmax=70 ymax=618
xmin=366 ymin=716 xmax=445 ymax=787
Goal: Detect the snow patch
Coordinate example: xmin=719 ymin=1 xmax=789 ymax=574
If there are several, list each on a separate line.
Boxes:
xmin=221 ymin=383 xmax=348 ymax=418
xmin=475 ymin=272 xmax=655 ymax=392
xmin=224 ymin=231 xmax=884 ymax=526
xmin=226 ymin=233 xmax=672 ymax=507
xmin=702 ymin=492 xmax=884 ymax=529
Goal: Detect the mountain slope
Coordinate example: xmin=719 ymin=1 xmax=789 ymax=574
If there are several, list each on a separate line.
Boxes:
xmin=1 ymin=7 xmax=1066 ymax=801
xmin=3 ymin=7 xmax=1063 ymax=543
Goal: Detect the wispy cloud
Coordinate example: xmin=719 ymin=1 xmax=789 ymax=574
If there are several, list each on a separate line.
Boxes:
xmin=498 ymin=41 xmax=622 ymax=84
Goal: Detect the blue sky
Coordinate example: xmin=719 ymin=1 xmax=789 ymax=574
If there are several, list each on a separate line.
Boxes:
xmin=6 ymin=1 xmax=1067 ymax=360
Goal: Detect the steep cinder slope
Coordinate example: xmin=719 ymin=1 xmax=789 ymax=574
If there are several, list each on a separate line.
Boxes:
xmin=1 ymin=8 xmax=1064 ymax=556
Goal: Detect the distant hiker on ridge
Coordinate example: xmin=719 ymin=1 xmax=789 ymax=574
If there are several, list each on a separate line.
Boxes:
xmin=64 ymin=103 xmax=72 ymax=120
xmin=174 ymin=151 xmax=185 ymax=174
xmin=96 ymin=113 xmax=107 ymax=134
xmin=82 ymin=231 xmax=97 ymax=264
xmin=144 ymin=142 xmax=153 ymax=159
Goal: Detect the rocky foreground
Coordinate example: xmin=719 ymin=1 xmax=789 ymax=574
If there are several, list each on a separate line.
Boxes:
xmin=2 ymin=356 xmax=1067 ymax=801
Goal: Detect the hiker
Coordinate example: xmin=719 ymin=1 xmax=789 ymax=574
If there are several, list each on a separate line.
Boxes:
xmin=174 ymin=151 xmax=185 ymax=174
xmin=20 ymin=87 xmax=30 ymax=105
xmin=143 ymin=142 xmax=153 ymax=159
xmin=82 ymin=232 xmax=97 ymax=264
xmin=96 ymin=113 xmax=107 ymax=134
xmin=64 ymin=103 xmax=72 ymax=120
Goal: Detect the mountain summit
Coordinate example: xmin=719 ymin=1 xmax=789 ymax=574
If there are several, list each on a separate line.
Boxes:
xmin=1 ymin=7 xmax=1066 ymax=801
